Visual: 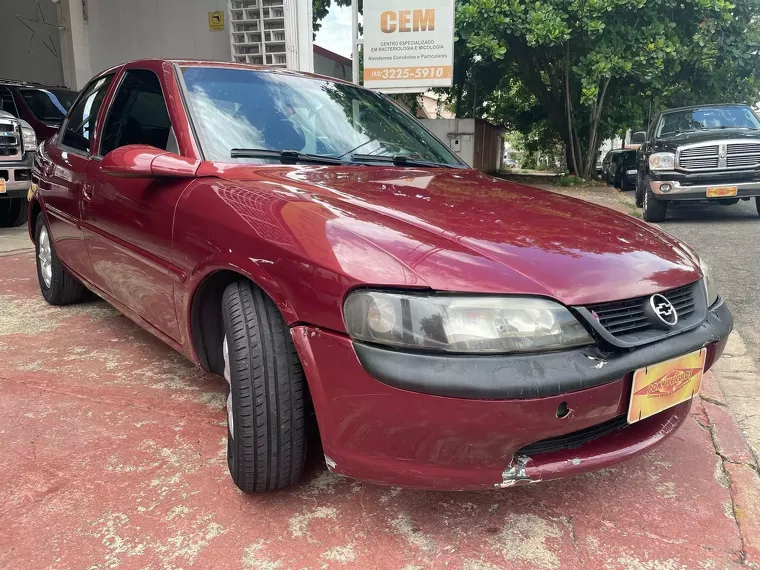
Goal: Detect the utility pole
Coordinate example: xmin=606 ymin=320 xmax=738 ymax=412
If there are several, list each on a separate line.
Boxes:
xmin=351 ymin=0 xmax=361 ymax=85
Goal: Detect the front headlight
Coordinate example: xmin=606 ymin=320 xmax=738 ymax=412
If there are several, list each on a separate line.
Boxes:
xmin=343 ymin=291 xmax=593 ymax=354
xmin=21 ymin=127 xmax=37 ymax=154
xmin=649 ymin=152 xmax=675 ymax=171
xmin=700 ymin=258 xmax=718 ymax=306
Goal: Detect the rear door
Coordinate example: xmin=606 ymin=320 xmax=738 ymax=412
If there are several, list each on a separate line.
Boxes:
xmin=82 ymin=67 xmax=188 ymax=341
xmin=38 ymin=74 xmax=114 ymax=282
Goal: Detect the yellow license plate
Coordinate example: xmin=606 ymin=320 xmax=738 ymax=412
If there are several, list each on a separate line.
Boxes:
xmin=706 ymin=186 xmax=738 ymax=198
xmin=628 ymin=348 xmax=706 ymax=424
xmin=0 ymin=178 xmax=6 ymax=194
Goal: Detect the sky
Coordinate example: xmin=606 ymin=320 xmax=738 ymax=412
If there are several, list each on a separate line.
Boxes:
xmin=315 ymin=5 xmax=356 ymax=59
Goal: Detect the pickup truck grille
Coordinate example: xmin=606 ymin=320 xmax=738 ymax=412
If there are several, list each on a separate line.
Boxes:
xmin=0 ymin=119 xmax=21 ymax=160
xmin=677 ymin=139 xmax=760 ymax=171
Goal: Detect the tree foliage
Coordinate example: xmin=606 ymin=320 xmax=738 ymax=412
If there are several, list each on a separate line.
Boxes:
xmin=313 ymin=0 xmax=362 ymax=36
xmin=454 ymin=0 xmax=760 ymax=174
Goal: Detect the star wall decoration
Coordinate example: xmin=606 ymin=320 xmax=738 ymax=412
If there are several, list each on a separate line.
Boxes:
xmin=17 ymin=1 xmax=59 ymax=57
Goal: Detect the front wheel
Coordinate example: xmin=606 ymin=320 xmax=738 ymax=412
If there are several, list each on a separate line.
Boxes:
xmin=35 ymin=213 xmax=87 ymax=305
xmin=643 ymin=179 xmax=667 ymax=222
xmin=222 ymin=280 xmax=308 ymax=493
xmin=0 ymin=198 xmax=28 ymax=227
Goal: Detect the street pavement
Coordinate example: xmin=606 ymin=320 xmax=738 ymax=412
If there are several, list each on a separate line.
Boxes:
xmin=1 ymin=199 xmax=759 ymax=568
xmin=661 ymin=199 xmax=760 ymax=372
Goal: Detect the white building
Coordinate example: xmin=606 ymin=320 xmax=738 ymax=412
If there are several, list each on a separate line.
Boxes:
xmin=0 ymin=0 xmax=318 ymax=89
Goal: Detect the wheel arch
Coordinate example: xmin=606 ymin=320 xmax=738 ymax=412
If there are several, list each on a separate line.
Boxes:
xmin=188 ymin=264 xmax=298 ymax=375
xmin=28 ymin=198 xmax=42 ymax=243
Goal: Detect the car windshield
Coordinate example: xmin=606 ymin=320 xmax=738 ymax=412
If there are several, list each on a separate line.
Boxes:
xmin=19 ymin=87 xmax=78 ymax=123
xmin=180 ymin=66 xmax=464 ymax=166
xmin=657 ymin=106 xmax=760 ymax=137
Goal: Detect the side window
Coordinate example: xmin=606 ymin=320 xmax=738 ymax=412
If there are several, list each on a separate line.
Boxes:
xmin=0 ymin=87 xmax=19 ymax=117
xmin=100 ymin=70 xmax=172 ymax=156
xmin=61 ymin=75 xmax=114 ymax=153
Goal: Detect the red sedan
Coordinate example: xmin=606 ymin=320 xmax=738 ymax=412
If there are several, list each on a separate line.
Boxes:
xmin=29 ymin=59 xmax=732 ymax=492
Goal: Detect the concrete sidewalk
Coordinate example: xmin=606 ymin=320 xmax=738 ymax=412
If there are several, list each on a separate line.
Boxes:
xmin=0 ymin=251 xmax=758 ymax=569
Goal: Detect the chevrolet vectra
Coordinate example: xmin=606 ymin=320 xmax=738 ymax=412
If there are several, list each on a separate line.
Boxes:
xmin=29 ymin=60 xmax=733 ymax=492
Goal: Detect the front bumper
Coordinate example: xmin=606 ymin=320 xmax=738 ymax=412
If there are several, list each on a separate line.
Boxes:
xmin=0 ymin=153 xmax=33 ymax=194
xmin=291 ymin=299 xmax=732 ymax=490
xmin=651 ymin=179 xmax=760 ymax=199
xmin=650 ymin=169 xmax=760 ymax=199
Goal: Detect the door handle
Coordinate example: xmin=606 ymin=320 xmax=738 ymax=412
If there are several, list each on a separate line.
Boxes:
xmin=82 ymin=182 xmax=94 ymax=201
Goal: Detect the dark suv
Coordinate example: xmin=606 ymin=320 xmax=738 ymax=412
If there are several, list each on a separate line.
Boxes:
xmin=0 ymin=80 xmax=77 ymax=227
xmin=633 ymin=104 xmax=760 ymax=222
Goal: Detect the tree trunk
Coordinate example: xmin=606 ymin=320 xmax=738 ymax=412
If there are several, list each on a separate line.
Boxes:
xmin=564 ymin=44 xmax=580 ymax=176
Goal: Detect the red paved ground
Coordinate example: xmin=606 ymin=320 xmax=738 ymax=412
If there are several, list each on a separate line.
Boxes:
xmin=1 ymin=251 xmax=758 ymax=570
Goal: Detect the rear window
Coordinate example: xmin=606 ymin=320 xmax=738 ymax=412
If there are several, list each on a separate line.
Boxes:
xmin=20 ymin=87 xmax=79 ymax=124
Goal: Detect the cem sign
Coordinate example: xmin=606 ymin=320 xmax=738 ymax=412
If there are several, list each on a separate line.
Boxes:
xmin=363 ymin=0 xmax=455 ymax=92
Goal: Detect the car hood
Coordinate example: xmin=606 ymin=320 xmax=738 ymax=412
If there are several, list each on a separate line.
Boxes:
xmin=221 ymin=166 xmax=701 ymax=305
xmin=656 ymin=128 xmax=760 ymax=150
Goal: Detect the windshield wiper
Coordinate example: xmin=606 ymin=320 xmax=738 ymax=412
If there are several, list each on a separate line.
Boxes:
xmin=231 ymin=148 xmax=347 ymax=165
xmin=350 ymin=154 xmax=458 ymax=168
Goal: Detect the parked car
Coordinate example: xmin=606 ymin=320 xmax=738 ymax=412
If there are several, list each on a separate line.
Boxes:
xmin=633 ymin=104 xmax=760 ymax=221
xmin=1 ymin=79 xmax=78 ymax=141
xmin=613 ymin=149 xmax=638 ymax=191
xmin=601 ymin=149 xmax=625 ymax=184
xmin=30 ymin=59 xmax=732 ymax=492
xmin=1 ymin=80 xmax=78 ymax=227
xmin=1 ymin=110 xmax=36 ymax=227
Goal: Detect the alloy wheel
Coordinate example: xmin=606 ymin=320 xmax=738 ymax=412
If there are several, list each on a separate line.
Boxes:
xmin=38 ymin=226 xmax=53 ymax=289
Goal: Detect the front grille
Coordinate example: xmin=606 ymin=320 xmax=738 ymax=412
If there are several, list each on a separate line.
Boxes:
xmin=0 ymin=120 xmax=21 ymax=159
xmin=681 ymin=145 xmax=719 ymax=158
xmin=516 ymin=415 xmax=629 ymax=457
xmin=580 ymin=282 xmax=704 ymax=347
xmin=679 ymin=157 xmax=719 ymax=169
xmin=586 ymin=283 xmax=696 ymax=337
xmin=678 ymin=139 xmax=760 ymax=171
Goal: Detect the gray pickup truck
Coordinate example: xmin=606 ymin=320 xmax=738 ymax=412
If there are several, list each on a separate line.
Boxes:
xmin=1 ymin=110 xmax=35 ymax=227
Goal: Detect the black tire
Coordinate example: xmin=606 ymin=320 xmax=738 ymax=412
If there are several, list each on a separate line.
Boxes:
xmin=642 ymin=177 xmax=667 ymax=222
xmin=35 ymin=213 xmax=87 ymax=305
xmin=756 ymin=197 xmax=760 ymax=217
xmin=717 ymin=198 xmax=740 ymax=206
xmin=614 ymin=174 xmax=622 ymax=190
xmin=635 ymin=178 xmax=644 ymax=207
xmin=0 ymin=198 xmax=28 ymax=227
xmin=222 ymin=280 xmax=307 ymax=493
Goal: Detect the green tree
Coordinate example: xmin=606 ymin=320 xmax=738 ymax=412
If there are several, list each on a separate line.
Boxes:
xmin=313 ymin=0 xmax=362 ymax=36
xmin=455 ymin=0 xmax=760 ymax=176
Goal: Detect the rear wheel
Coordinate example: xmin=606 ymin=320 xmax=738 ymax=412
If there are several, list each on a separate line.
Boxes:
xmin=756 ymin=197 xmax=760 ymax=217
xmin=35 ymin=213 xmax=87 ymax=305
xmin=222 ymin=280 xmax=308 ymax=493
xmin=614 ymin=174 xmax=622 ymax=190
xmin=0 ymin=198 xmax=28 ymax=227
xmin=643 ymin=178 xmax=667 ymax=222
xmin=717 ymin=198 xmax=740 ymax=206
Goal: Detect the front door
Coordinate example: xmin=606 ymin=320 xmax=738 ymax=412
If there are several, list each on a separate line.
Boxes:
xmin=82 ymin=69 xmax=187 ymax=341
xmin=41 ymin=75 xmax=114 ymax=282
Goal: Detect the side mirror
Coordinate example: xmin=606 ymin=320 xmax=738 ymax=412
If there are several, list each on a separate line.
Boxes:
xmin=101 ymin=144 xmax=200 ymax=178
xmin=630 ymin=131 xmax=647 ymax=145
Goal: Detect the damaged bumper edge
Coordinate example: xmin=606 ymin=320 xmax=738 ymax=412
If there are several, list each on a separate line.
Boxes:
xmin=353 ymin=298 xmax=732 ymax=399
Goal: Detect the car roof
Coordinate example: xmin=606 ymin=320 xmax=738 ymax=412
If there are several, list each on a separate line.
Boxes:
xmin=0 ymin=78 xmax=72 ymax=90
xmin=103 ymin=58 xmax=358 ymax=89
xmin=659 ymin=103 xmax=751 ymax=115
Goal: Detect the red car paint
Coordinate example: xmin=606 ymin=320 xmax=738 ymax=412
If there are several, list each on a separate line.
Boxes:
xmin=30 ymin=60 xmax=729 ymax=490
